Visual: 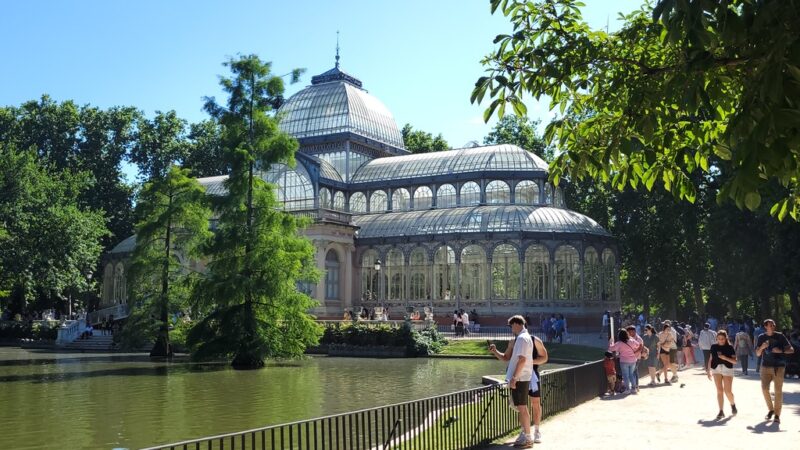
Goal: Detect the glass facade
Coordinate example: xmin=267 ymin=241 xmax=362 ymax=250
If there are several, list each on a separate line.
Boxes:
xmin=460 ymin=182 xmax=481 ymax=206
xmin=369 ymin=190 xmax=387 ymax=212
xmin=515 ymin=180 xmax=539 ymax=205
xmin=392 ymin=188 xmax=410 ymax=211
xmin=325 ymin=250 xmax=340 ymax=300
xmin=263 ymin=163 xmax=314 ymax=210
xmin=437 ymin=184 xmax=456 ymax=208
xmin=486 ymin=180 xmax=511 ymax=204
xmin=414 ymin=186 xmax=433 ymax=210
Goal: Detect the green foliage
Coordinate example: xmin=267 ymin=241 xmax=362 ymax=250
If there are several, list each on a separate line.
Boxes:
xmin=187 ymin=55 xmax=320 ymax=368
xmin=401 ymin=124 xmax=449 ymax=153
xmin=130 ymin=165 xmax=211 ymax=356
xmin=0 ymin=320 xmax=58 ymax=341
xmin=474 ymin=0 xmax=800 ymax=220
xmin=484 ymin=115 xmax=552 ymax=161
xmin=320 ymin=323 xmax=445 ymax=356
xmin=131 ymin=111 xmax=189 ymax=181
xmin=183 ymin=120 xmax=227 ymax=177
xmin=0 ymin=144 xmax=108 ymax=310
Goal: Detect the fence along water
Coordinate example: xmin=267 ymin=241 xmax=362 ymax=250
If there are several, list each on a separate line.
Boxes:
xmin=141 ymin=360 xmax=607 ymax=450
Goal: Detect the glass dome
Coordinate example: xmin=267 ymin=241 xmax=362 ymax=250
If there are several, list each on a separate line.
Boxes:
xmin=350 ymin=144 xmax=548 ymax=184
xmin=278 ymin=67 xmax=405 ymax=150
xmin=353 ymin=205 xmax=610 ymax=239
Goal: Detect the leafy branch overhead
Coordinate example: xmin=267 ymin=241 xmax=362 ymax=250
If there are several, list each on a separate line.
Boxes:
xmin=473 ymin=0 xmax=800 ymax=220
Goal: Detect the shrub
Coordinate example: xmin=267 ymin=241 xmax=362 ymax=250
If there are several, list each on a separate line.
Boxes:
xmin=319 ymin=322 xmax=444 ymax=356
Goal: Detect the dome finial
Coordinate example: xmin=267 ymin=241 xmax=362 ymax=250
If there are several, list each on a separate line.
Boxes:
xmin=335 ymin=30 xmax=340 ymax=68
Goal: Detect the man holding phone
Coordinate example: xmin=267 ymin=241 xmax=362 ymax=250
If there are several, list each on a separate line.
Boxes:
xmin=755 ymin=319 xmax=794 ymax=424
xmin=489 ymin=315 xmax=535 ymax=448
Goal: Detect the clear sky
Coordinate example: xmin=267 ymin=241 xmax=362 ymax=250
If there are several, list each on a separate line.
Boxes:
xmin=1 ymin=0 xmax=640 ymax=154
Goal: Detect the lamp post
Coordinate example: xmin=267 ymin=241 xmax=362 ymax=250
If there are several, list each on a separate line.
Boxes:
xmin=373 ymin=259 xmax=381 ymax=303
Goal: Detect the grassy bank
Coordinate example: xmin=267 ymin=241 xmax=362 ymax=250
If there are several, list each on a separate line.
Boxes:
xmin=439 ymin=340 xmax=601 ymax=362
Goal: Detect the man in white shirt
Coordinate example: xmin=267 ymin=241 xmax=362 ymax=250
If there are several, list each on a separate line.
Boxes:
xmin=462 ymin=310 xmax=470 ymax=334
xmin=489 ymin=315 xmax=535 ymax=448
xmin=698 ymin=322 xmax=717 ymax=370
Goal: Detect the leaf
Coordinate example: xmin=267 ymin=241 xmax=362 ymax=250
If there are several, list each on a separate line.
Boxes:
xmin=512 ymin=99 xmax=528 ymax=116
xmin=787 ymin=65 xmax=800 ymax=83
xmin=744 ymin=192 xmax=761 ymax=211
xmin=713 ymin=144 xmax=732 ymax=160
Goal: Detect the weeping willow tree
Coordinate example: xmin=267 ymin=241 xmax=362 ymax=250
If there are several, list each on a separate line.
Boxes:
xmin=187 ymin=55 xmax=320 ymax=368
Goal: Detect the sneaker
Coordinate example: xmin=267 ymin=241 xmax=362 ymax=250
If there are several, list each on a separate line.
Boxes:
xmin=716 ymin=410 xmax=725 ymax=419
xmin=731 ymin=404 xmax=738 ymax=415
xmin=774 ymin=415 xmax=780 ymax=424
xmin=664 ymin=380 xmax=671 ymax=385
xmin=514 ymin=439 xmax=534 ymax=449
xmin=670 ymin=376 xmax=679 ymax=383
xmin=513 ymin=432 xmax=527 ymax=446
xmin=656 ymin=374 xmax=661 ymax=382
xmin=533 ymin=430 xmax=542 ymax=443
xmin=765 ymin=410 xmax=774 ymax=420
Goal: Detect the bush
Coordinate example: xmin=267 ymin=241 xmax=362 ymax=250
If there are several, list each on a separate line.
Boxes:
xmin=0 ymin=320 xmax=58 ymax=341
xmin=320 ymin=322 xmax=445 ymax=356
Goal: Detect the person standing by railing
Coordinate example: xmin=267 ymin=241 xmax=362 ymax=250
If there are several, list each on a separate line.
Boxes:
xmin=489 ymin=315 xmax=535 ymax=449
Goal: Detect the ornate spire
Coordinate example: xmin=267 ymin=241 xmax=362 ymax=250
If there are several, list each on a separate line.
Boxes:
xmin=335 ymin=30 xmax=340 ymax=68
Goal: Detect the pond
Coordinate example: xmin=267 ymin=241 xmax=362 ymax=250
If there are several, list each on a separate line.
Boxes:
xmin=0 ymin=348 xmax=566 ymax=449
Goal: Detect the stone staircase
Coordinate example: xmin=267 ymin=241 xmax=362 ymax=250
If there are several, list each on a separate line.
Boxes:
xmin=59 ymin=334 xmax=115 ymax=351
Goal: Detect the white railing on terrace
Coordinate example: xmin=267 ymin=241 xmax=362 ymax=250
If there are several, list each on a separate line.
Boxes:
xmin=55 ymin=319 xmax=85 ymax=345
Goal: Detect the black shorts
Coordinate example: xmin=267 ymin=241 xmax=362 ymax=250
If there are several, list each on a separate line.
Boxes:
xmin=528 ymin=380 xmax=541 ymax=398
xmin=511 ymin=381 xmax=530 ymax=406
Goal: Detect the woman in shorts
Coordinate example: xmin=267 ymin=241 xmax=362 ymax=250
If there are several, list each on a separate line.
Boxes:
xmin=707 ymin=329 xmax=737 ymax=419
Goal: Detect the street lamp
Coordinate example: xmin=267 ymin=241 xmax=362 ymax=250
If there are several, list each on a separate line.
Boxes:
xmin=373 ymin=259 xmax=381 ymax=303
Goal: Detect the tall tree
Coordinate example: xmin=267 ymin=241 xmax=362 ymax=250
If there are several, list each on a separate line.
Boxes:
xmin=483 ymin=115 xmax=552 ymax=161
xmin=0 ymin=144 xmax=107 ymax=312
xmin=183 ymin=119 xmax=228 ymax=177
xmin=131 ymin=110 xmax=189 ymax=181
xmin=187 ymin=55 xmax=320 ymax=368
xmin=130 ymin=165 xmax=211 ymax=357
xmin=401 ymin=123 xmax=449 ymax=153
xmin=473 ymin=0 xmax=800 ymax=220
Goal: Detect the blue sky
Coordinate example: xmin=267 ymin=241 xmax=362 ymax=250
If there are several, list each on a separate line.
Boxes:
xmin=1 ymin=1 xmax=639 ymax=158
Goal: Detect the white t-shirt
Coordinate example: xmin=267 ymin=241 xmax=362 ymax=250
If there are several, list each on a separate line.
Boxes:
xmin=506 ymin=330 xmax=534 ymax=382
xmin=462 ymin=312 xmax=470 ymax=325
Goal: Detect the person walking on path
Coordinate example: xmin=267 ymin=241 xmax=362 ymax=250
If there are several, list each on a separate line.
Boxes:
xmin=754 ymin=319 xmax=795 ymax=424
xmin=733 ymin=327 xmax=754 ymax=375
xmin=626 ymin=325 xmax=646 ymax=391
xmin=489 ymin=315 xmax=535 ymax=448
xmin=707 ymin=330 xmax=737 ymax=419
xmin=657 ymin=322 xmax=678 ymax=385
xmin=642 ymin=324 xmax=660 ymax=386
xmin=683 ymin=325 xmax=696 ymax=366
xmin=698 ymin=323 xmax=716 ymax=372
xmin=608 ymin=329 xmax=641 ymax=393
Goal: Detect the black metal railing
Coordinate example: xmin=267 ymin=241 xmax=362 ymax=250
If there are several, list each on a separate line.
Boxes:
xmin=141 ymin=360 xmax=607 ymax=450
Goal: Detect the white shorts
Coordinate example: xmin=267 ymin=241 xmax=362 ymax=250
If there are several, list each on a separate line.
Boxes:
xmin=711 ymin=365 xmax=734 ymax=377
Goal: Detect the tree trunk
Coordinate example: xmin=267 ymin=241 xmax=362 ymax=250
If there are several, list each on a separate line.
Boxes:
xmin=789 ymin=290 xmax=800 ymax=330
xmin=151 ymin=190 xmax=173 ymax=358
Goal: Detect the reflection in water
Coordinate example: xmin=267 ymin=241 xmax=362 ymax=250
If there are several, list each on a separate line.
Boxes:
xmin=0 ymin=348 xmax=503 ymax=450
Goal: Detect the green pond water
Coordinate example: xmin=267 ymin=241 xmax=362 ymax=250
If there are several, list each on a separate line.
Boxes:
xmin=0 ymin=348 xmax=565 ymax=450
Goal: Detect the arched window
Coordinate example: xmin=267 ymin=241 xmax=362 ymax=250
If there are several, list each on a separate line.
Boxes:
xmin=325 ymin=250 xmax=340 ymax=300
xmin=554 ymin=187 xmax=564 ymax=207
xmin=102 ymin=263 xmax=114 ymax=303
xmin=113 ymin=263 xmax=127 ymax=304
xmin=492 ymin=244 xmax=520 ymax=299
xmin=460 ymin=182 xmax=480 ymax=206
xmin=602 ymin=249 xmax=617 ymax=302
xmin=319 ymin=187 xmax=331 ymax=209
xmin=360 ymin=250 xmax=380 ymax=301
xmin=554 ymin=245 xmax=580 ymax=300
xmin=387 ymin=249 xmax=405 ymax=301
xmin=350 ymin=192 xmax=367 ymax=213
xmin=333 ymin=191 xmax=345 ymax=210
xmin=486 ymin=180 xmax=511 ymax=204
xmin=433 ymin=246 xmax=456 ymax=301
xmin=544 ymin=182 xmax=553 ymax=205
xmin=584 ymin=247 xmax=601 ymax=301
xmin=263 ymin=163 xmax=314 ymax=210
xmin=370 ymin=190 xmax=387 ymax=212
xmin=460 ymin=245 xmax=486 ymax=301
xmin=437 ymin=184 xmax=457 ymax=208
xmin=409 ymin=248 xmax=428 ymax=300
xmin=392 ymin=188 xmax=410 ymax=211
xmin=524 ymin=245 xmax=550 ymax=300
xmin=414 ymin=186 xmax=433 ymax=210
xmin=515 ymin=181 xmax=539 ymax=205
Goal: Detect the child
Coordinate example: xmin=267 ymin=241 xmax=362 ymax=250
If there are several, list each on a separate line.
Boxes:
xmin=603 ymin=351 xmax=617 ymax=396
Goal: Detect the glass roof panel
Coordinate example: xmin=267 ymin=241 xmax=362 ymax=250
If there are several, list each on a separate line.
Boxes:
xmin=279 ymin=81 xmax=404 ymax=149
xmin=353 ymin=205 xmax=609 ymax=239
xmin=351 ymin=144 xmax=548 ymax=183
